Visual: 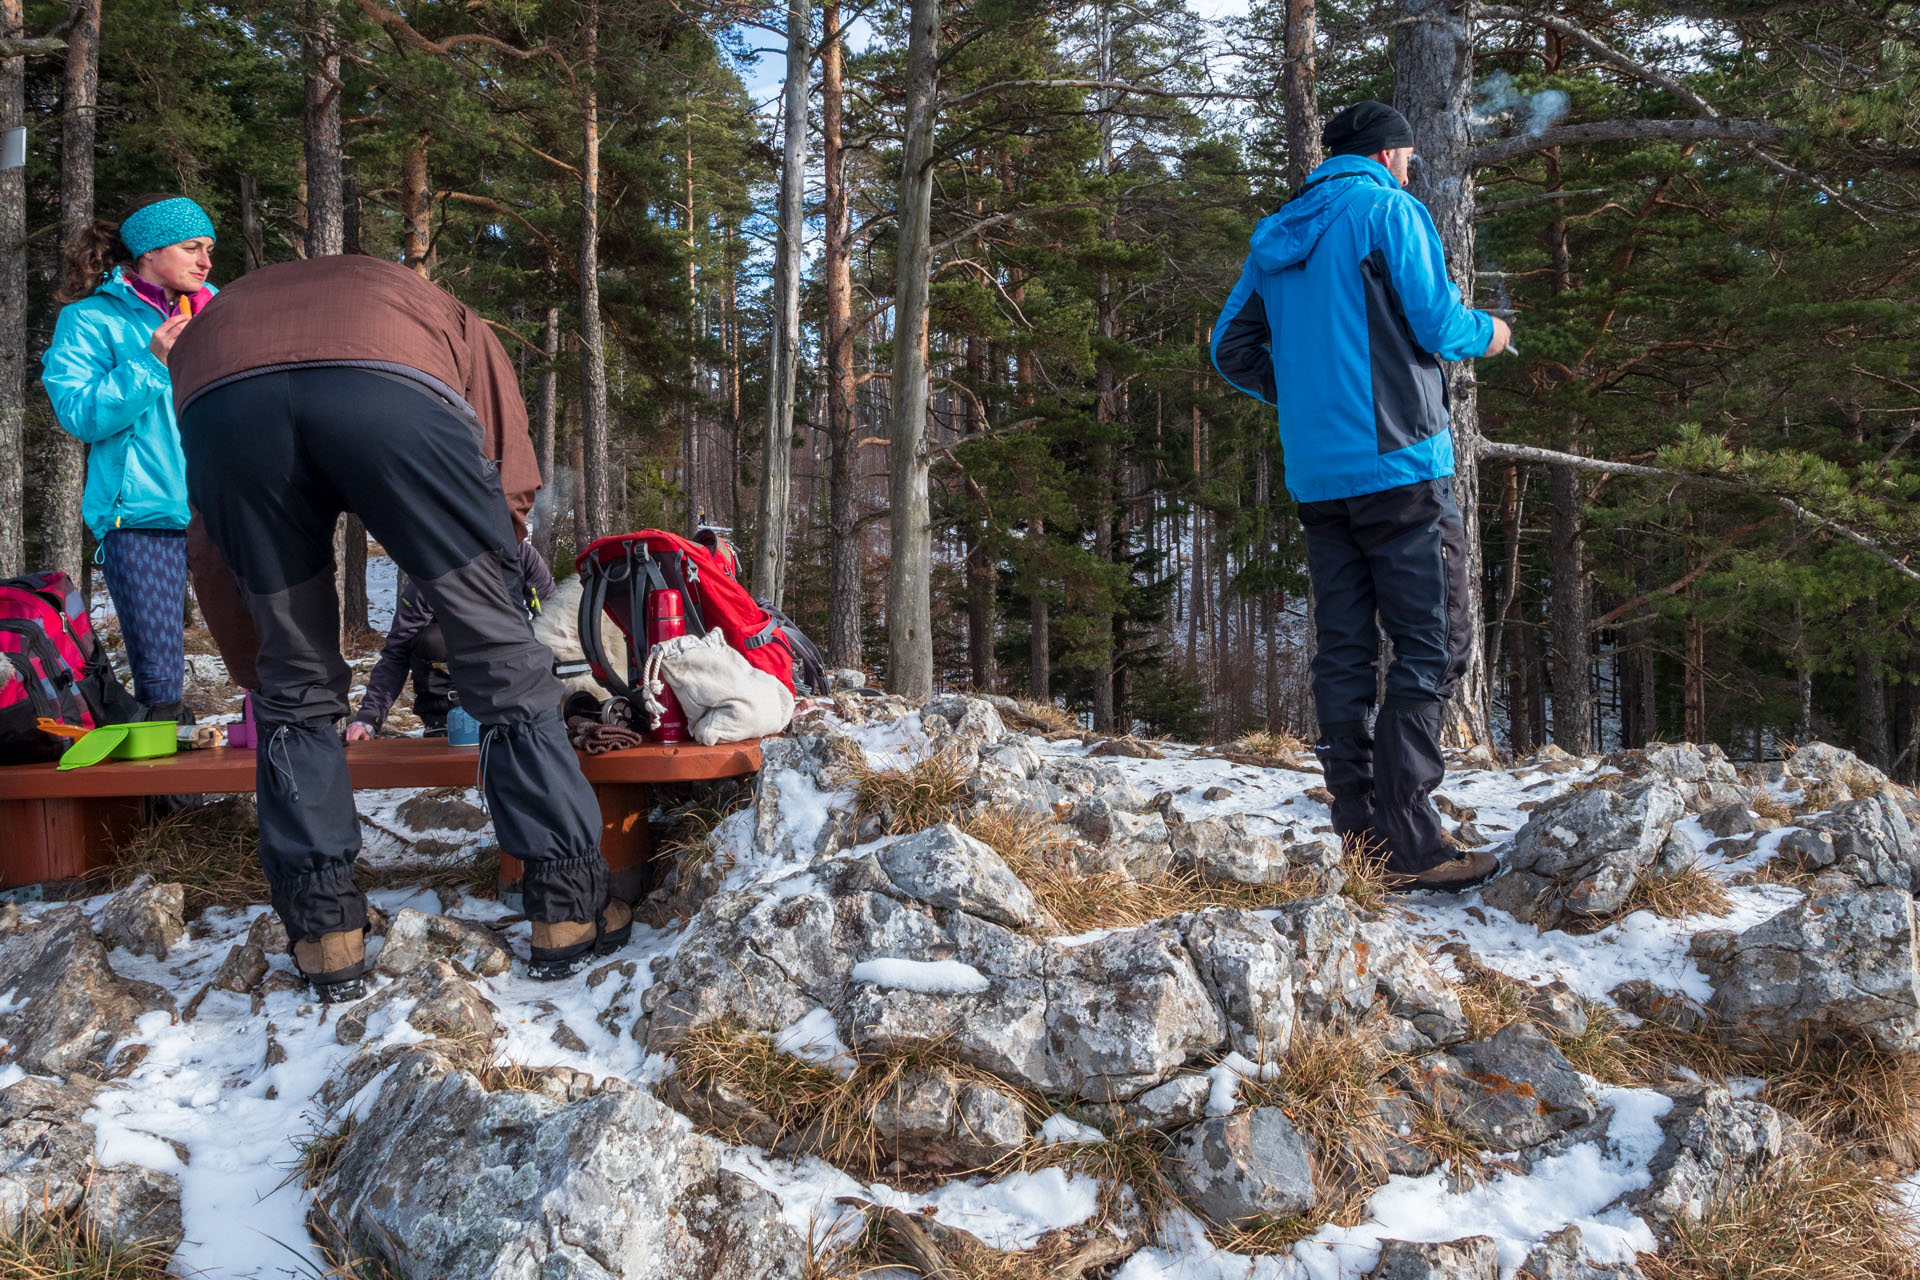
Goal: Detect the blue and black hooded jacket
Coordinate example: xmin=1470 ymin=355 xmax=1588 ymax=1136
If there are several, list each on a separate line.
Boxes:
xmin=1211 ymin=154 xmax=1493 ymax=503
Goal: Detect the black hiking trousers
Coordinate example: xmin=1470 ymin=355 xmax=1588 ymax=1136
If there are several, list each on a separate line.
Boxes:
xmin=1299 ymin=476 xmax=1472 ymax=876
xmin=180 ymin=367 xmax=605 ymax=943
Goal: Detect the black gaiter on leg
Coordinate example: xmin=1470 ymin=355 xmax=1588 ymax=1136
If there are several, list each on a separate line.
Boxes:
xmin=258 ymin=718 xmax=369 ymax=942
xmin=1373 ymin=700 xmax=1450 ymax=875
xmin=1313 ymin=721 xmax=1376 ymax=851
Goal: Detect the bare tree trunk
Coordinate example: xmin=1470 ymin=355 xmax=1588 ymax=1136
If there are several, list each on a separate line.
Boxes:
xmin=1395 ymin=0 xmax=1490 ymax=749
xmin=570 ymin=405 xmax=588 ymax=552
xmin=400 ymin=136 xmax=431 ymax=275
xmin=1282 ymin=0 xmax=1320 ymax=193
xmin=886 ymin=0 xmax=938 ymax=699
xmin=963 ymin=333 xmax=995 ymax=692
xmin=534 ymin=306 xmax=560 ymax=563
xmin=303 ymin=0 xmax=344 ymax=258
xmin=822 ymin=0 xmax=862 ymax=671
xmin=1858 ymin=625 xmax=1890 ymax=767
xmin=1548 ymin=461 xmax=1591 ymax=751
xmin=578 ymin=3 xmax=612 ymax=541
xmin=239 ymin=174 xmax=265 ymax=271
xmin=46 ymin=0 xmax=97 ymax=576
xmin=753 ymin=0 xmax=809 ymax=607
xmin=0 ymin=0 xmax=23 ymax=574
xmin=682 ymin=104 xmax=699 ymax=532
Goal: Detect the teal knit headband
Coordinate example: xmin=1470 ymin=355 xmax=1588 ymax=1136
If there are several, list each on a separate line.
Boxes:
xmin=118 ymin=198 xmax=216 ymax=259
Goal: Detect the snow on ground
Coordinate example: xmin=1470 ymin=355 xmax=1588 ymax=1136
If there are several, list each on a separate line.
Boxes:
xmin=0 ymin=707 xmax=1818 ymax=1277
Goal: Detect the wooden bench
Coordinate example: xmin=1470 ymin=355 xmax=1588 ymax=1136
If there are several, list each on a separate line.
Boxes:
xmin=0 ymin=737 xmax=761 ymax=900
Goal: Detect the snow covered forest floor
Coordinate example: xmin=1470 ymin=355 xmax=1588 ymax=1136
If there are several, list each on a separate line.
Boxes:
xmin=5 ymin=636 xmax=1920 ymax=1276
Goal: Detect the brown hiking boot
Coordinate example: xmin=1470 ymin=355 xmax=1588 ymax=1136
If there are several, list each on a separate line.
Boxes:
xmin=528 ymin=899 xmax=634 ymax=980
xmin=292 ymin=929 xmax=369 ymax=1003
xmin=1384 ymin=847 xmax=1500 ymax=895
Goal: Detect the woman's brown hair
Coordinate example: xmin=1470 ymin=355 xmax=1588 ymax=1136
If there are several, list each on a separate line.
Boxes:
xmin=55 ymin=193 xmax=179 ymax=304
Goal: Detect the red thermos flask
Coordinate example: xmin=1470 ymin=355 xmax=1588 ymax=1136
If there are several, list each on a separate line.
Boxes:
xmin=645 ymin=589 xmax=689 ymax=743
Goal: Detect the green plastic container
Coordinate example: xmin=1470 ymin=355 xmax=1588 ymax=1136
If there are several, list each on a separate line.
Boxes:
xmin=56 ymin=721 xmax=179 ymax=771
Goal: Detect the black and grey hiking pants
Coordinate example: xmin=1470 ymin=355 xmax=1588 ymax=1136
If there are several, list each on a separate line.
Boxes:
xmin=179 ymin=367 xmax=605 ymax=943
xmin=1299 ymin=476 xmax=1472 ymax=876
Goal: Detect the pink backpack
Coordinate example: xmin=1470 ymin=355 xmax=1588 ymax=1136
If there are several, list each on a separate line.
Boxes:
xmin=0 ymin=571 xmax=140 ymax=763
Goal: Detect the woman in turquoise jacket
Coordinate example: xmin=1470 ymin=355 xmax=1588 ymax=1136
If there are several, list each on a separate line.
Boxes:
xmin=42 ymin=195 xmax=216 ymax=721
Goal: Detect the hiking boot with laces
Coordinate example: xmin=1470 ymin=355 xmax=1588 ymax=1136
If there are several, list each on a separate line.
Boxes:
xmin=527 ymin=898 xmax=634 ymax=980
xmin=1383 ymin=847 xmax=1500 ymax=894
xmin=292 ymin=928 xmax=370 ymax=1003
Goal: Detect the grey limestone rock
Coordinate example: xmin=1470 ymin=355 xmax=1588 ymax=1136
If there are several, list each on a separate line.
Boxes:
xmin=1773 ymin=794 xmax=1919 ymax=892
xmin=1693 ymin=887 xmax=1920 ymax=1052
xmin=1516 ymin=1225 xmax=1648 ymax=1279
xmin=1044 ymin=923 xmax=1228 ymax=1102
xmin=922 ymin=694 xmax=1007 ymax=747
xmin=1369 ymin=1237 xmax=1499 ymax=1280
xmin=1634 ymin=1086 xmax=1796 ymax=1227
xmin=311 ymin=1046 xmax=808 ymax=1280
xmin=336 ymin=959 xmax=499 ymax=1046
xmin=1182 ymin=910 xmax=1296 ymax=1060
xmin=1170 ymin=1107 xmax=1316 ymax=1228
xmin=752 ymin=730 xmax=865 ymax=863
xmin=211 ymin=941 xmax=269 ymax=993
xmin=94 ymin=876 xmax=186 ymax=961
xmin=1170 ymin=814 xmax=1344 ymax=891
xmin=1270 ymin=897 xmax=1468 ymax=1052
xmin=875 ymin=824 xmax=1044 ymax=930
xmin=374 ymin=908 xmax=512 ymax=978
xmin=1483 ymin=780 xmax=1687 ymax=927
xmin=1698 ymin=802 xmax=1755 ymax=839
xmin=1122 ymin=1074 xmax=1213 ymax=1130
xmin=0 ymin=1077 xmax=184 ymax=1255
xmin=1393 ymin=1021 xmax=1599 ymax=1153
xmin=0 ymin=908 xmax=162 ymax=1075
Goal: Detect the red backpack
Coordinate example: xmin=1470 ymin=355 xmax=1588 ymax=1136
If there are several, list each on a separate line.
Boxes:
xmin=0 ymin=571 xmax=142 ymax=763
xmin=574 ymin=530 xmax=825 ymax=723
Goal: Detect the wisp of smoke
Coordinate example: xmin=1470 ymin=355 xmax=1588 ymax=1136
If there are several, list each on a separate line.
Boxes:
xmin=1472 ymin=71 xmax=1570 ymax=140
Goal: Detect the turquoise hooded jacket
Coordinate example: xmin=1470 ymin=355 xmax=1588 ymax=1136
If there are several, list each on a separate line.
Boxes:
xmin=41 ymin=267 xmax=215 ymax=540
xmin=1211 ymin=154 xmax=1492 ymax=503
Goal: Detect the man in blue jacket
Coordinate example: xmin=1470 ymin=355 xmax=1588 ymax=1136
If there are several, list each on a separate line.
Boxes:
xmin=1212 ymin=101 xmax=1511 ymax=892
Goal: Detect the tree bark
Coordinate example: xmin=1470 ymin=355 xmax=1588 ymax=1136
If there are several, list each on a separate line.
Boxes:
xmin=578 ymin=3 xmax=612 ymax=541
xmin=1858 ymin=626 xmax=1890 ymax=767
xmin=400 ymin=135 xmax=431 ymax=275
xmin=46 ymin=0 xmax=97 ymax=577
xmin=886 ymin=0 xmax=938 ymax=699
xmin=239 ymin=174 xmax=265 ymax=271
xmin=534 ymin=305 xmax=560 ymax=563
xmin=1395 ymin=0 xmax=1492 ymax=749
xmin=822 ymin=0 xmax=861 ymax=672
xmin=963 ymin=333 xmax=995 ymax=692
xmin=0 ymin=0 xmax=23 ymax=575
xmin=302 ymin=0 xmax=344 ymax=258
xmin=1547 ymin=461 xmax=1591 ymax=751
xmin=753 ymin=0 xmax=809 ymax=607
xmin=682 ymin=103 xmax=699 ymax=532
xmin=1282 ymin=0 xmax=1320 ymax=193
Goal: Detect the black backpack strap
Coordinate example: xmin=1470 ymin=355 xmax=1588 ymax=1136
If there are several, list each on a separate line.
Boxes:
xmin=0 ymin=620 xmax=86 ymax=725
xmin=577 ymin=552 xmax=634 ymax=698
xmin=754 ymin=602 xmax=830 ymax=694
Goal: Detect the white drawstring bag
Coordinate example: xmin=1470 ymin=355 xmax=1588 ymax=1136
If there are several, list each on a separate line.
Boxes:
xmin=641 ymin=630 xmax=795 ymax=744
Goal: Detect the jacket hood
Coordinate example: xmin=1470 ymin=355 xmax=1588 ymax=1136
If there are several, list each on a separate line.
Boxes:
xmin=1248 ymin=154 xmax=1400 ymax=271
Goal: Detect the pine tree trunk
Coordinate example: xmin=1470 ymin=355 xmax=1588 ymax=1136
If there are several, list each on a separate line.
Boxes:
xmin=682 ymin=106 xmax=699 ymax=532
xmin=753 ymin=0 xmax=809 ymax=607
xmin=963 ymin=333 xmax=995 ymax=692
xmin=1282 ymin=0 xmax=1320 ymax=193
xmin=822 ymin=0 xmax=862 ymax=672
xmin=578 ymin=4 xmax=612 ymax=541
xmin=1028 ymin=520 xmax=1049 ymax=698
xmin=1858 ymin=629 xmax=1890 ymax=767
xmin=1394 ymin=0 xmax=1491 ymax=749
xmin=302 ymin=0 xmax=344 ymax=258
xmin=535 ymin=306 xmax=560 ymax=563
xmin=239 ymin=174 xmax=265 ymax=271
xmin=0 ymin=0 xmax=23 ymax=575
xmin=1548 ymin=462 xmax=1591 ymax=751
xmin=47 ymin=0 xmax=97 ymax=577
xmin=886 ymin=0 xmax=938 ymax=699
xmin=400 ymin=136 xmax=431 ymax=275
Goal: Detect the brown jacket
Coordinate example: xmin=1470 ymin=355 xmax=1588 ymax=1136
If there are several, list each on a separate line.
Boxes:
xmin=169 ymin=256 xmax=541 ymax=540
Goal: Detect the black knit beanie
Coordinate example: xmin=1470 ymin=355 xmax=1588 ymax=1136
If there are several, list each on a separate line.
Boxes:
xmin=1322 ymin=101 xmax=1416 ymax=157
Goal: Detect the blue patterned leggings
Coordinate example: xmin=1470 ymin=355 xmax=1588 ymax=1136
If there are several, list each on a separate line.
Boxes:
xmin=101 ymin=528 xmax=188 ymax=707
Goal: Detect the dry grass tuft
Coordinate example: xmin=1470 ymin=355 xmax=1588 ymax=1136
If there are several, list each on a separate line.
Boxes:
xmin=963 ymin=805 xmax=1326 ymax=935
xmin=1453 ymin=964 xmax=1533 ymax=1040
xmin=0 ymin=1215 xmax=174 ymax=1280
xmin=1335 ymin=833 xmax=1403 ymax=916
xmin=1617 ymin=861 xmax=1734 ymax=922
xmin=1766 ymin=1033 xmax=1920 ymax=1162
xmin=671 ymin=1020 xmax=1041 ymax=1182
xmin=1001 ymin=699 xmax=1079 ymax=735
xmin=357 ymin=845 xmax=500 ymax=900
xmin=295 ymin=1115 xmax=358 ymax=1192
xmin=110 ymin=797 xmax=266 ymax=915
xmin=1229 ymin=730 xmax=1311 ymax=766
xmin=1406 ymin=1098 xmax=1487 ymax=1186
xmin=847 ymin=750 xmax=973 ymax=835
xmin=1641 ymin=1149 xmax=1920 ymax=1280
xmin=657 ymin=795 xmax=747 ymax=882
xmin=1550 ymin=1002 xmax=1646 ymax=1086
xmin=1749 ymin=789 xmax=1792 ymax=825
xmin=1010 ymin=1122 xmax=1182 ymax=1229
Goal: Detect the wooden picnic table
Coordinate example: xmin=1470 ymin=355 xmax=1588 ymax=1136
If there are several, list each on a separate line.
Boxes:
xmin=0 ymin=736 xmax=761 ymax=897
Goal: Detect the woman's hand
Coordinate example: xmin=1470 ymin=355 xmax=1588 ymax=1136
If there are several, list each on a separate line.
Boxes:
xmin=343 ymin=721 xmax=373 ymax=743
xmin=148 ymin=313 xmax=191 ymax=365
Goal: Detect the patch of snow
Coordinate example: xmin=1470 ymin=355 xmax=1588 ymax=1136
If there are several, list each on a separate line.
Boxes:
xmin=1040 ymin=1113 xmax=1106 ymax=1145
xmin=850 ymin=958 xmax=990 ymax=995
xmin=775 ymin=1007 xmax=856 ymax=1075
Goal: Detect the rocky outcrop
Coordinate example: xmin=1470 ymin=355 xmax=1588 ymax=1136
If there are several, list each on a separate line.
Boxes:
xmin=374 ymin=908 xmax=513 ymax=979
xmin=1370 ymin=1237 xmax=1499 ymax=1280
xmin=1692 ymin=887 xmax=1920 ymax=1052
xmin=1393 ymin=1021 xmax=1599 ymax=1152
xmin=874 ymin=824 xmax=1045 ymax=930
xmin=1771 ymin=794 xmax=1918 ymax=892
xmin=0 ymin=908 xmax=164 ymax=1075
xmin=310 ymin=1045 xmax=808 ymax=1280
xmin=1516 ymin=1226 xmax=1648 ymax=1279
xmin=0 ymin=1077 xmax=183 ymax=1253
xmin=1271 ymin=898 xmax=1468 ymax=1053
xmin=1483 ymin=780 xmax=1688 ymax=927
xmin=336 ymin=960 xmax=499 ymax=1045
xmin=1168 ymin=814 xmax=1344 ymax=890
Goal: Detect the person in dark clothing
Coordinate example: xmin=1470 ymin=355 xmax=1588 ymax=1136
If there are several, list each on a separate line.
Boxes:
xmin=169 ymin=255 xmax=627 ymax=1000
xmin=345 ymin=540 xmax=555 ymax=740
xmin=1211 ymin=101 xmax=1511 ymax=893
